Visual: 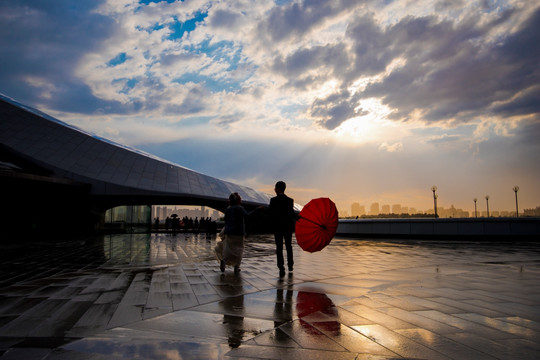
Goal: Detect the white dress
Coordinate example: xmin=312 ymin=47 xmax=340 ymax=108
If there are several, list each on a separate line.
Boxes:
xmin=215 ymin=232 xmax=244 ymax=266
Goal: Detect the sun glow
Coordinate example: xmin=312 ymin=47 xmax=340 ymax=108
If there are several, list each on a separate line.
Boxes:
xmin=333 ymin=98 xmax=394 ymax=144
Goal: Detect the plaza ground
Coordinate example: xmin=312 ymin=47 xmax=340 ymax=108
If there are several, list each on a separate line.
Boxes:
xmin=0 ymin=233 xmax=539 ymax=359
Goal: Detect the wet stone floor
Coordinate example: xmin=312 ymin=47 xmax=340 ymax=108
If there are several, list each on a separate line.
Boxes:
xmin=0 ymin=233 xmax=539 ymax=359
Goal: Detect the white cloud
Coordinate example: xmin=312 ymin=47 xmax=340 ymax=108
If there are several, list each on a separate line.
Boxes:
xmin=378 ymin=142 xmax=403 ymax=153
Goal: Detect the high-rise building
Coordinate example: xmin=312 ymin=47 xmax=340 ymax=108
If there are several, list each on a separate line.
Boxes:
xmin=359 ymin=205 xmax=365 ymax=216
xmin=351 ymin=202 xmax=365 ymax=217
xmin=370 ymin=202 xmax=380 ymax=215
xmin=524 ymin=206 xmax=540 ymax=216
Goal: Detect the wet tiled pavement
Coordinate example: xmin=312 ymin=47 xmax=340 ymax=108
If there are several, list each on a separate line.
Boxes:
xmin=0 ymin=233 xmax=539 ymax=359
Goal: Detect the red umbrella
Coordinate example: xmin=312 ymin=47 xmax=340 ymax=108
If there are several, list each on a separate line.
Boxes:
xmin=295 ymin=197 xmax=338 ymax=252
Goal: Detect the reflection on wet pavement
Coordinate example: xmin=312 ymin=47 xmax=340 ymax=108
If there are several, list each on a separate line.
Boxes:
xmin=0 ymin=233 xmax=539 ymax=359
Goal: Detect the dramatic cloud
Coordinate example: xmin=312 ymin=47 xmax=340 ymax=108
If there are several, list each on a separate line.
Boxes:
xmin=0 ymin=0 xmax=125 ymax=112
xmin=358 ymin=7 xmax=540 ymax=124
xmin=1 ymin=0 xmax=539 ymax=212
xmin=294 ymin=5 xmax=538 ymax=128
xmin=309 ymin=88 xmax=367 ymax=129
xmin=255 ymin=0 xmax=358 ymax=43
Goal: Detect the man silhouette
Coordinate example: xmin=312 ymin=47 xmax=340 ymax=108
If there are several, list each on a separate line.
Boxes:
xmin=269 ymin=181 xmax=295 ymax=278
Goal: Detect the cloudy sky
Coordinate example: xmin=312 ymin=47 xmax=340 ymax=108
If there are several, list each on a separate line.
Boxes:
xmin=1 ymin=0 xmax=539 ymax=215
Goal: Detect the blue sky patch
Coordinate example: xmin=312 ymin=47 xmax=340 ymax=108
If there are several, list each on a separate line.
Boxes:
xmin=112 ymin=78 xmax=140 ymax=94
xmin=122 ymin=78 xmax=140 ymax=94
xmin=169 ymin=12 xmax=208 ymax=40
xmin=107 ymin=53 xmax=128 ymax=67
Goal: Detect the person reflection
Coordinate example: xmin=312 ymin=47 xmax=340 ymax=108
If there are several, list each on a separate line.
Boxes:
xmin=221 ymin=295 xmax=245 ymax=348
xmin=223 ymin=314 xmax=244 ymax=348
xmin=273 ymin=287 xmax=293 ymax=342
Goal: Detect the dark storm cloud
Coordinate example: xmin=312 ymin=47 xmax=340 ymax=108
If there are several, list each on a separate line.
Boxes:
xmin=257 ymin=0 xmax=360 ymax=43
xmin=271 ymin=5 xmax=539 ymax=129
xmin=213 ymin=112 xmax=246 ymax=129
xmin=357 ymin=7 xmax=540 ymax=124
xmin=207 ymin=9 xmax=243 ymax=29
xmin=345 ymin=14 xmax=397 ymax=76
xmin=0 ymin=0 xmax=127 ymax=113
xmin=513 ymin=120 xmax=540 ymax=150
xmin=435 ymin=0 xmax=466 ymax=12
xmin=491 ymin=86 xmax=540 ymax=118
xmin=159 ymin=52 xmax=198 ymax=67
xmin=345 ymin=13 xmax=498 ymax=122
xmin=164 ymin=85 xmax=211 ymax=116
xmin=309 ymin=89 xmax=367 ymax=129
xmin=270 ymin=43 xmax=350 ymax=90
xmin=45 ymin=81 xmax=143 ymax=114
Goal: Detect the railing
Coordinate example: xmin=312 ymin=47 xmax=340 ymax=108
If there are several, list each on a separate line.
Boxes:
xmin=336 ymin=217 xmax=540 ymax=239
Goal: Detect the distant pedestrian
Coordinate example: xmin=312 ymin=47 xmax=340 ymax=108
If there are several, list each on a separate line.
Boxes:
xmin=269 ymin=181 xmax=296 ymax=278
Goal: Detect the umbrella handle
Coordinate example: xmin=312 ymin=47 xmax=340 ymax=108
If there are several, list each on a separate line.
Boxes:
xmin=298 ymin=215 xmax=327 ymax=230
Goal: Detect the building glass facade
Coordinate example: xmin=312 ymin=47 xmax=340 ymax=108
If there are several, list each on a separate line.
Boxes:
xmin=105 ymin=205 xmax=151 ymax=233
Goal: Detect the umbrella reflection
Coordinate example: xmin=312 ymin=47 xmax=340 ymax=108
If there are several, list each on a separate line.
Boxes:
xmin=296 ymin=291 xmax=340 ymax=335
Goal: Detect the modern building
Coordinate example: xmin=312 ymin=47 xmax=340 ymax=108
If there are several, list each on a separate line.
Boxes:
xmin=350 ymin=202 xmax=364 ymax=217
xmin=0 ymin=94 xmax=279 ymax=237
xmin=370 ymin=202 xmax=379 ymax=215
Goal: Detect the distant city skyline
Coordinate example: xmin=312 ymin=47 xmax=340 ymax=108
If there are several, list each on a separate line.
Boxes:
xmin=151 ymin=201 xmax=540 ymax=220
xmin=341 ymin=200 xmax=540 ymax=218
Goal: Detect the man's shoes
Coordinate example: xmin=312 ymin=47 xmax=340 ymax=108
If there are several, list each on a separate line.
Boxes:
xmin=279 ymin=269 xmax=285 ymax=278
xmin=220 ymin=260 xmax=225 ymax=272
xmin=288 ymin=266 xmax=293 ymax=272
xmin=234 ymin=265 xmax=240 ymax=274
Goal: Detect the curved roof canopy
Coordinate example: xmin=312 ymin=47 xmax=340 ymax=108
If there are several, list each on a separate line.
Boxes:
xmin=0 ymin=94 xmax=274 ymax=211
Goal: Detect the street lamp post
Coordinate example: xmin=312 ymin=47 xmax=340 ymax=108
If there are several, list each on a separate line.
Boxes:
xmin=473 ymin=198 xmax=477 ymax=218
xmin=485 ymin=195 xmax=490 ymax=217
xmin=513 ymin=186 xmax=519 ymax=217
xmin=431 ymin=186 xmax=438 ymax=218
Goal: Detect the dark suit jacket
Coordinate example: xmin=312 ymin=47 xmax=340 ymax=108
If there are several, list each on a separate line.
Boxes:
xmin=269 ymin=194 xmax=295 ymax=233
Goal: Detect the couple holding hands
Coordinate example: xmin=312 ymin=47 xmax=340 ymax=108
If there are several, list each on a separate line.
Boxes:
xmin=215 ymin=181 xmax=295 ymax=277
